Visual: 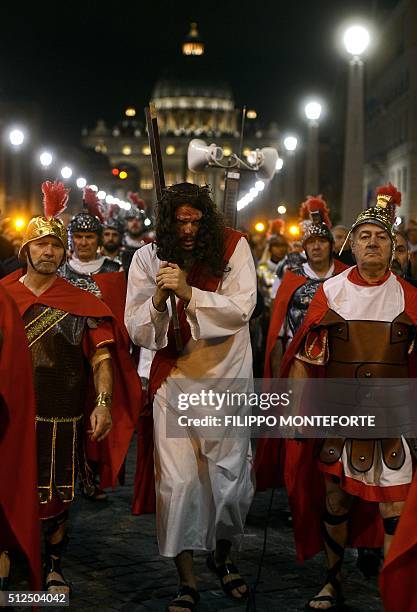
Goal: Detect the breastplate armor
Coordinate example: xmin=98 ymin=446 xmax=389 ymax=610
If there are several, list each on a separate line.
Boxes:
xmin=23 ymin=304 xmax=91 ymax=504
xmin=323 ymin=310 xmax=414 ymax=378
xmin=287 ymin=278 xmax=323 ymax=337
xmin=60 ymin=262 xmax=102 ymax=297
xmin=316 ymin=310 xmax=416 ymax=471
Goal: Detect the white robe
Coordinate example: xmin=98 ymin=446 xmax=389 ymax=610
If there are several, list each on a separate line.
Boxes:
xmin=125 ymin=238 xmax=257 ymax=556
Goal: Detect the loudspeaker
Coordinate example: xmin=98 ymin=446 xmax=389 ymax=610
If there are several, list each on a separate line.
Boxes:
xmin=187 ymin=139 xmax=223 ymax=173
xmin=256 ymin=148 xmax=279 ymax=181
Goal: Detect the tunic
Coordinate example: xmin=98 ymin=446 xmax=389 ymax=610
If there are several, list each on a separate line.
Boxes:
xmin=125 ymin=237 xmax=257 ymax=556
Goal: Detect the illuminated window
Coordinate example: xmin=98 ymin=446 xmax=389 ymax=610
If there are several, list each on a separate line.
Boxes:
xmin=125 ymin=107 xmax=136 ymax=117
xmin=140 ymin=178 xmax=154 ymax=190
xmin=246 ymin=110 xmax=257 ymax=119
xmin=122 ymin=145 xmax=132 ymax=155
xmin=166 ymin=145 xmax=176 ymax=155
xmin=182 ymin=22 xmax=204 ymax=56
xmin=142 ymin=146 xmax=151 ymax=156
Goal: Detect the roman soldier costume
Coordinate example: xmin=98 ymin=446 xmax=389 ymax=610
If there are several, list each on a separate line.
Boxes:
xmin=2 ymin=182 xmax=141 ymax=503
xmin=280 ymin=184 xmax=416 ymax=608
xmin=61 ymin=187 xmax=120 ymax=297
xmin=255 ymin=197 xmax=347 ymax=490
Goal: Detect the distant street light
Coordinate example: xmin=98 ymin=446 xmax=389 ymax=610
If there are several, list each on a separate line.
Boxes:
xmin=97 ymin=190 xmax=106 ymax=200
xmin=275 ymin=158 xmax=284 ymax=171
xmin=277 ymin=205 xmax=287 ymax=214
xmin=341 ymin=24 xmax=370 ymax=224
xmin=344 ymin=25 xmax=370 ymax=56
xmin=76 ymin=177 xmax=87 ymax=188
xmin=283 ymin=135 xmax=298 ymax=206
xmin=39 ymin=151 xmax=53 ymax=167
xmin=284 ymin=136 xmax=298 ymax=152
xmin=61 ymin=166 xmax=72 ymax=179
xmin=9 ymin=129 xmax=25 ymax=147
xmin=89 ymin=184 xmax=98 ymax=191
xmin=304 ymin=99 xmax=322 ymax=194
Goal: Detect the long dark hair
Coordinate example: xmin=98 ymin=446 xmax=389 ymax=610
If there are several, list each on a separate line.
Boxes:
xmin=155 ymin=183 xmax=226 ymax=276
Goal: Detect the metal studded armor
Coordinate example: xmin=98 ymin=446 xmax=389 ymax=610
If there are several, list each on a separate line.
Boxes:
xmin=304 ymin=310 xmax=417 ymax=471
xmin=23 ymin=304 xmax=94 ymax=504
xmin=60 ymin=259 xmax=120 ymax=297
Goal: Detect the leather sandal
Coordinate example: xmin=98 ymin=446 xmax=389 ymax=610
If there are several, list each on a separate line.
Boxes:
xmin=44 ymin=539 xmax=72 ymax=596
xmin=206 ymin=552 xmax=249 ymax=600
xmin=166 ymin=585 xmax=200 ymax=611
xmin=305 ymin=510 xmax=347 ymax=611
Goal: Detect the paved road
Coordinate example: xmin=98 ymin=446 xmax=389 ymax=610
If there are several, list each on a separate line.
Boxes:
xmin=11 ymin=437 xmax=383 ymax=611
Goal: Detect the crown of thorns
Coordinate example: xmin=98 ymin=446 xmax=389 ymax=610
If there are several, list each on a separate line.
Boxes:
xmin=161 ymin=184 xmax=212 ymax=198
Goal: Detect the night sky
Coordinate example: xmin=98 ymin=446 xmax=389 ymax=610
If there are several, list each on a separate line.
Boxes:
xmin=0 ymin=0 xmax=399 ymax=146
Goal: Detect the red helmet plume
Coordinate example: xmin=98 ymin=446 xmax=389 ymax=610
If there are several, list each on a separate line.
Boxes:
xmin=299 ymin=195 xmax=331 ymax=228
xmin=83 ymin=187 xmax=104 ymax=222
xmin=128 ymin=192 xmax=145 ymax=209
xmin=42 ymin=181 xmax=70 ymax=219
xmin=376 ymin=183 xmax=401 ymax=207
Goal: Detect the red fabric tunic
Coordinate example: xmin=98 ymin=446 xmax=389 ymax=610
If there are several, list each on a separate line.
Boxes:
xmin=1 ymin=271 xmax=141 ymax=490
xmin=278 ymin=269 xmax=417 ymax=563
xmin=132 ymin=228 xmax=245 ymax=515
xmin=0 ymin=285 xmax=41 ymax=589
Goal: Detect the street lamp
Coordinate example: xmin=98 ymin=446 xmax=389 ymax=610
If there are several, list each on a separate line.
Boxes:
xmin=341 ymin=24 xmax=370 ymax=224
xmin=304 ymin=100 xmax=322 ymax=195
xmin=9 ymin=129 xmax=25 ymax=147
xmin=283 ymin=135 xmax=298 ymax=207
xmin=61 ymin=166 xmax=72 ymax=179
xmin=344 ymin=25 xmax=370 ymax=56
xmin=284 ymin=136 xmax=298 ymax=152
xmin=39 ymin=151 xmax=53 ymax=167
xmin=76 ymin=177 xmax=87 ymax=188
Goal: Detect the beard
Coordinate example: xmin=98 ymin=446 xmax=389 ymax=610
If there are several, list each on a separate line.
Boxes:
xmin=104 ymin=242 xmax=120 ymax=253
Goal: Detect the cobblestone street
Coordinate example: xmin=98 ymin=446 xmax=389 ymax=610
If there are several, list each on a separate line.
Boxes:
xmin=12 ymin=437 xmax=383 ymax=611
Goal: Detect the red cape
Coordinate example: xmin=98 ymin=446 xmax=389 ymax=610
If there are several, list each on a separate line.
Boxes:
xmin=1 ymin=270 xmax=141 ymax=489
xmin=255 ymin=259 xmax=347 ymax=491
xmin=132 ymin=229 xmax=245 ymax=516
xmin=0 ymin=284 xmax=41 ymax=589
xmin=94 ymin=271 xmax=129 ymax=347
xmin=278 ymin=269 xmax=417 ymax=563
xmin=264 ymin=259 xmax=348 ymax=378
xmin=380 ymin=469 xmax=417 ymax=611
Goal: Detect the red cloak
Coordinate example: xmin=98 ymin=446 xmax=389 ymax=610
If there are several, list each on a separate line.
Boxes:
xmin=255 ymin=259 xmax=348 ymax=491
xmin=1 ymin=270 xmax=141 ymax=490
xmin=278 ymin=269 xmax=417 ymax=563
xmin=380 ymin=469 xmax=417 ymax=612
xmin=0 ymin=284 xmax=41 ymax=589
xmin=132 ymin=229 xmax=245 ymax=515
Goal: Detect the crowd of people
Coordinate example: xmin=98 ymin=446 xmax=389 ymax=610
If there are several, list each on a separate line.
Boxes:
xmin=0 ymin=179 xmax=417 ymax=612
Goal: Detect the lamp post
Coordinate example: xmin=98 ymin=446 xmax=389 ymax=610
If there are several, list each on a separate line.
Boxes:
xmin=341 ymin=24 xmax=370 ymax=225
xmin=7 ymin=127 xmax=26 ymax=213
xmin=304 ymin=101 xmax=322 ymax=195
xmin=283 ymin=135 xmax=298 ymax=207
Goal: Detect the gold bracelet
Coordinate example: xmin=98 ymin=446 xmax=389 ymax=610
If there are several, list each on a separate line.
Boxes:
xmin=95 ymin=392 xmax=112 ymax=408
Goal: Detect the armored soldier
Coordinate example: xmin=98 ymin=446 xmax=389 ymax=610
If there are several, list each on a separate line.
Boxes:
xmin=281 ymin=183 xmax=416 ymax=610
xmin=2 ymin=181 xmax=140 ymax=593
xmin=60 ymin=187 xmax=136 ymax=500
xmin=255 ymin=197 xmax=346 ymax=492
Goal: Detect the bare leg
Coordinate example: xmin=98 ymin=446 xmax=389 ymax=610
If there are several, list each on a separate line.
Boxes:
xmin=43 ymin=512 xmax=70 ymax=595
xmin=379 ymin=501 xmax=404 ymax=558
xmin=309 ymin=477 xmax=353 ymax=610
xmin=213 ymin=539 xmax=248 ymax=599
xmin=0 ymin=551 xmax=10 ymax=589
xmin=167 ymin=551 xmax=198 ymax=612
